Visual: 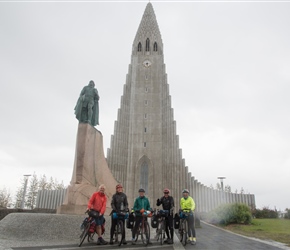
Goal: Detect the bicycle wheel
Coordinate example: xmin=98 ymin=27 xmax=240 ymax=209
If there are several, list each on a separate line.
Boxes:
xmin=160 ymin=220 xmax=165 ymax=245
xmin=179 ymin=220 xmax=183 ymax=242
xmin=141 ymin=221 xmax=150 ymax=246
xmin=87 ymin=232 xmax=95 ymax=242
xmin=155 ymin=221 xmax=161 ymax=242
xmin=115 ymin=220 xmax=124 ymax=246
xmin=140 ymin=222 xmax=145 ymax=245
xmin=181 ymin=220 xmax=187 ymax=246
xmin=79 ymin=222 xmax=90 ymax=247
xmin=134 ymin=226 xmax=139 ymax=242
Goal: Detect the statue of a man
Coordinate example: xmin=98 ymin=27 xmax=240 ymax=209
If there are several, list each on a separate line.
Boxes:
xmin=74 ymin=80 xmax=100 ymax=126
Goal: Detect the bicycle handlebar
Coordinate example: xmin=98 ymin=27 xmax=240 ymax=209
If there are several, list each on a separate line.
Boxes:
xmin=179 ymin=209 xmax=192 ymax=213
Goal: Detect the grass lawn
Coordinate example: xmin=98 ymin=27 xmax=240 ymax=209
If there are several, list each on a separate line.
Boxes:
xmin=222 ymin=219 xmax=290 ymax=247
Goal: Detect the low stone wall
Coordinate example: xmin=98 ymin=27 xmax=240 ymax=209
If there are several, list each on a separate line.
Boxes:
xmin=0 ymin=208 xmax=56 ymax=221
xmin=0 ymin=213 xmax=120 ymax=248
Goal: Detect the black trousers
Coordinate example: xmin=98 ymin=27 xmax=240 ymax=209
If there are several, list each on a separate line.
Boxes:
xmin=132 ymin=216 xmax=146 ymax=239
xmin=165 ymin=215 xmax=174 ymax=239
xmin=110 ymin=215 xmax=126 ymax=239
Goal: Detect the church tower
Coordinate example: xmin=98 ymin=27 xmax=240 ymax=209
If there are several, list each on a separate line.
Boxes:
xmin=107 ymin=3 xmax=187 ymax=206
xmin=107 ymin=3 xmax=255 ymax=211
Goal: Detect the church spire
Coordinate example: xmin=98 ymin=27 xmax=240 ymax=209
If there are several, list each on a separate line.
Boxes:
xmin=107 ymin=2 xmax=256 ymax=214
xmin=133 ymin=2 xmax=163 ymax=55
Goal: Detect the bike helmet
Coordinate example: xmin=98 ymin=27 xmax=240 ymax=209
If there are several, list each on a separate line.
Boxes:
xmin=182 ymin=189 xmax=189 ymax=194
xmin=116 ymin=183 xmax=123 ymax=189
xmin=138 ymin=188 xmax=145 ymax=192
xmin=163 ymin=188 xmax=170 ymax=193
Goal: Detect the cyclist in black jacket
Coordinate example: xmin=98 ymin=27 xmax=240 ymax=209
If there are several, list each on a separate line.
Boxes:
xmin=110 ymin=183 xmax=129 ymax=245
xmin=156 ymin=188 xmax=175 ymax=244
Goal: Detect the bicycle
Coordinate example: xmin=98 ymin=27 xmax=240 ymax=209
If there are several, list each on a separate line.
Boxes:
xmin=112 ymin=211 xmax=128 ymax=246
xmin=178 ymin=209 xmax=191 ymax=246
xmin=155 ymin=209 xmax=169 ymax=245
xmin=134 ymin=210 xmax=152 ymax=246
xmin=79 ymin=210 xmax=97 ymax=247
xmin=79 ymin=210 xmax=105 ymax=247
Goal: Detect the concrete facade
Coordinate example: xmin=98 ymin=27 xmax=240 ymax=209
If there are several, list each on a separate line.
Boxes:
xmin=107 ymin=3 xmax=256 ymax=212
xmin=107 ymin=3 xmax=184 ymax=207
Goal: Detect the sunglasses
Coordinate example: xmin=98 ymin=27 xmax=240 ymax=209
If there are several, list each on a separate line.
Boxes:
xmin=164 ymin=192 xmax=169 ymax=194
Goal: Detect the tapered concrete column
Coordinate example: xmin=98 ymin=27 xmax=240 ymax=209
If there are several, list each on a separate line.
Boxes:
xmin=200 ymin=185 xmax=205 ymax=212
xmin=196 ymin=182 xmax=200 ymax=212
xmin=205 ymin=187 xmax=209 ymax=211
xmin=193 ymin=179 xmax=198 ymax=211
xmin=191 ymin=176 xmax=195 ymax=201
xmin=209 ymin=188 xmax=213 ymax=211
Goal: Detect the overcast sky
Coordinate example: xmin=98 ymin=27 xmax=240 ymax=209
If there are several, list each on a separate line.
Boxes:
xmin=0 ymin=0 xmax=289 ymax=210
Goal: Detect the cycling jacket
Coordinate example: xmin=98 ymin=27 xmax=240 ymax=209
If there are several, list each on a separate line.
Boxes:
xmin=111 ymin=192 xmax=128 ymax=212
xmin=87 ymin=191 xmax=107 ymax=215
xmin=156 ymin=196 xmax=174 ymax=211
xmin=180 ymin=196 xmax=195 ymax=211
xmin=133 ymin=196 xmax=151 ymax=216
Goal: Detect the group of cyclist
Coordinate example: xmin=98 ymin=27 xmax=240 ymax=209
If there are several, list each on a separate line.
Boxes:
xmin=86 ymin=183 xmax=196 ymax=246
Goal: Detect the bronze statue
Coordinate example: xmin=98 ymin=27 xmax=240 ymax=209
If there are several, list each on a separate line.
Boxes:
xmin=74 ymin=80 xmax=99 ymax=126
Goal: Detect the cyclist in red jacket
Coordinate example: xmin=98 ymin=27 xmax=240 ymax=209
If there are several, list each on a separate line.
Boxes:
xmin=87 ymin=184 xmax=108 ymax=245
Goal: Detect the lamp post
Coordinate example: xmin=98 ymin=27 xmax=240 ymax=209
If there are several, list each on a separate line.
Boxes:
xmin=21 ymin=174 xmax=31 ymax=209
xmin=217 ymin=176 xmax=226 ymax=191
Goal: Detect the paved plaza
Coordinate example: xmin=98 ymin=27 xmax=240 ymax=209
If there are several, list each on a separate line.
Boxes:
xmin=0 ymin=213 xmax=289 ymax=250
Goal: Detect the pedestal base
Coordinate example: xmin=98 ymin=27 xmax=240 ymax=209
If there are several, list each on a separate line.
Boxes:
xmin=57 ymin=123 xmax=117 ymax=216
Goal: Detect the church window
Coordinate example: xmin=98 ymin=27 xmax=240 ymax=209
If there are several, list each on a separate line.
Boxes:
xmin=146 ymin=38 xmax=150 ymax=51
xmin=140 ymin=161 xmax=148 ymax=192
xmin=138 ymin=42 xmax=142 ymax=51
xmin=144 ymin=100 xmax=148 ymax=105
xmin=145 ymin=87 xmax=148 ymax=92
xmin=144 ymin=113 xmax=147 ymax=119
xmin=144 ymin=127 xmax=147 ymax=133
xmin=144 ymin=142 xmax=146 ymax=147
xmin=153 ymin=42 xmax=158 ymax=51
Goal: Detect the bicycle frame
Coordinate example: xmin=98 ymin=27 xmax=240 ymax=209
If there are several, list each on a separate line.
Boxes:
xmin=79 ymin=215 xmax=96 ymax=247
xmin=155 ymin=209 xmax=169 ymax=245
xmin=113 ymin=212 xmax=128 ymax=246
xmin=135 ymin=211 xmax=151 ymax=246
xmin=179 ymin=210 xmax=191 ymax=246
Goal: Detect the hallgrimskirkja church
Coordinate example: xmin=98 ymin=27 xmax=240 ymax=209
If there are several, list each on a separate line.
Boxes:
xmin=106 ymin=3 xmax=255 ymax=211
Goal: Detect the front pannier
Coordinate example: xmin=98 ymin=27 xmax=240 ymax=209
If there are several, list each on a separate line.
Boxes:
xmin=126 ymin=213 xmax=134 ymax=229
xmin=151 ymin=214 xmax=158 ymax=228
xmin=174 ymin=213 xmax=180 ymax=229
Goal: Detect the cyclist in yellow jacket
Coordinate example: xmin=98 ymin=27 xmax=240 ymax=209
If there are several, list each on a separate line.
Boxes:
xmin=180 ymin=189 xmax=196 ymax=245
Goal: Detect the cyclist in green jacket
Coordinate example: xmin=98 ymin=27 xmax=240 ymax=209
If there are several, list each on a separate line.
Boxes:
xmin=180 ymin=189 xmax=196 ymax=245
xmin=131 ymin=188 xmax=152 ymax=244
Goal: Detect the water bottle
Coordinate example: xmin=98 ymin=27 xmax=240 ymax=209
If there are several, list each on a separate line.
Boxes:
xmin=121 ymin=202 xmax=124 ymax=211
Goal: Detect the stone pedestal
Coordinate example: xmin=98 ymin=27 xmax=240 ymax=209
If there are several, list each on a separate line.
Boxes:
xmin=57 ymin=123 xmax=117 ymax=215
